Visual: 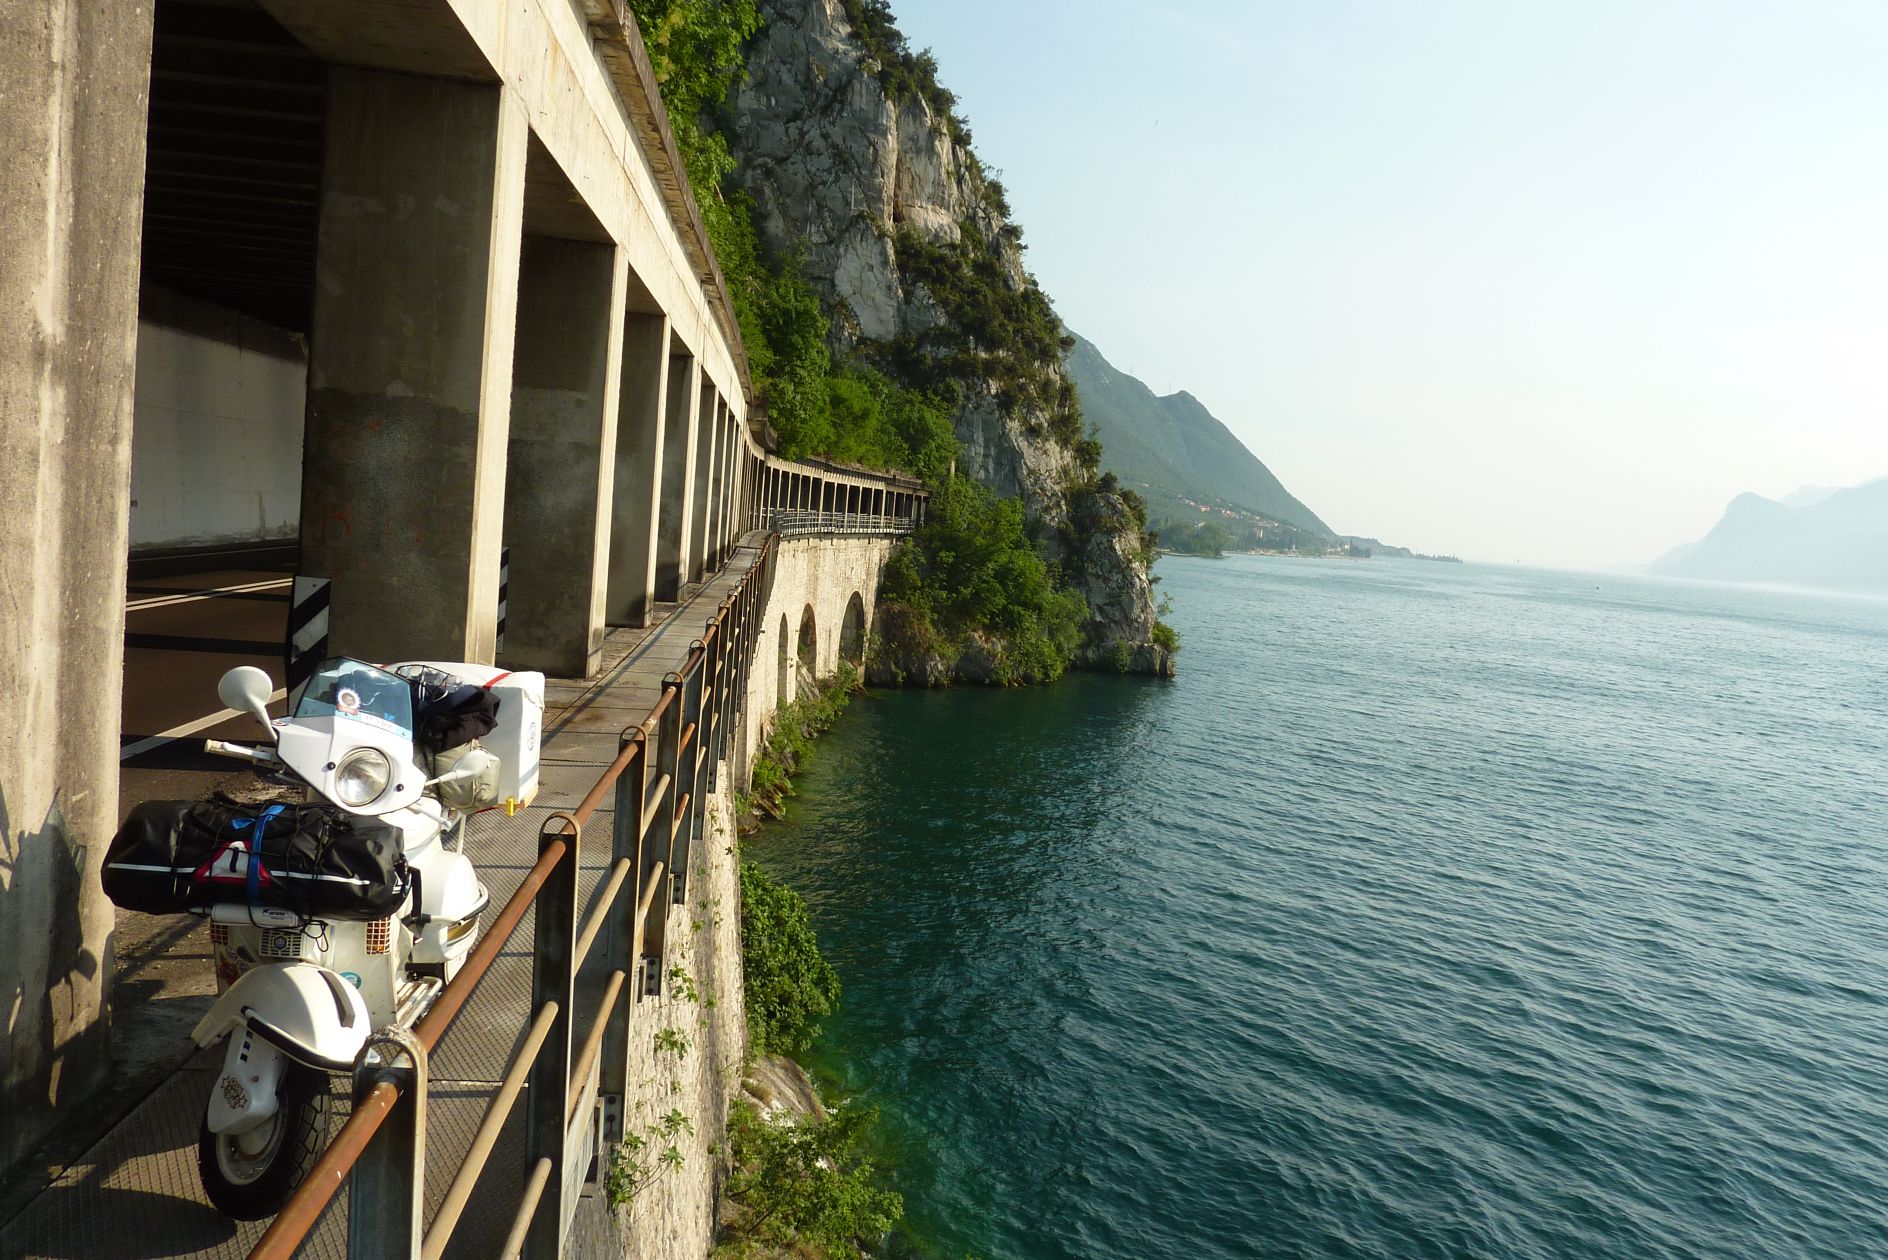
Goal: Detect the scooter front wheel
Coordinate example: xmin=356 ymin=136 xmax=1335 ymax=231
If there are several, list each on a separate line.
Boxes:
xmin=197 ymin=1062 xmax=331 ymax=1219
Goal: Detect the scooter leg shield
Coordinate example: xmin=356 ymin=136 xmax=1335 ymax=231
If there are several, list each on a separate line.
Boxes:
xmin=191 ymin=962 xmax=371 ymax=1071
xmin=207 ymin=1026 xmax=285 ymax=1136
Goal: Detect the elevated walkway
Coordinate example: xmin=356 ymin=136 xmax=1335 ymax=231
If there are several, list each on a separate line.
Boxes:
xmin=0 ymin=536 xmax=772 ymax=1260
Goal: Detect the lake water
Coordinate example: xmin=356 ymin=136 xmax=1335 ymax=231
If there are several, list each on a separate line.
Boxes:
xmin=748 ymin=557 xmax=1888 ymax=1259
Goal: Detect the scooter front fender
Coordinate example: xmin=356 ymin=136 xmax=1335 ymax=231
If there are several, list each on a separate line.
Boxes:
xmin=191 ymin=962 xmax=370 ymax=1073
xmin=206 ymin=1024 xmax=286 ymax=1136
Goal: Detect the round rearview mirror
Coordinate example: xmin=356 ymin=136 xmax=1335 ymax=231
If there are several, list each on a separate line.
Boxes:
xmin=217 ymin=665 xmax=277 ymax=734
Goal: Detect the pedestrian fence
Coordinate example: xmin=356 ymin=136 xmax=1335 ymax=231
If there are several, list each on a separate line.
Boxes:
xmin=249 ymin=533 xmax=778 ymax=1260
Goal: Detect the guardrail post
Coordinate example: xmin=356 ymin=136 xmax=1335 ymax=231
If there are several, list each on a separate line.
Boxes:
xmin=724 ymin=586 xmax=751 ymax=779
xmin=716 ymin=599 xmax=741 ymax=768
xmin=704 ymin=618 xmax=724 ymax=793
xmin=601 ymin=730 xmax=645 ymax=1137
xmin=523 ymin=816 xmax=579 ymax=1260
xmin=673 ymin=642 xmax=707 ymax=904
xmin=347 ymin=1027 xmax=428 ymax=1260
xmin=642 ymin=676 xmax=682 ymax=998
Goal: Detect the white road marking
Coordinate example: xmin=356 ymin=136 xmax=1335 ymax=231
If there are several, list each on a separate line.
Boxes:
xmin=126 ymin=577 xmax=292 ymax=612
xmin=119 ymin=689 xmax=287 ymax=762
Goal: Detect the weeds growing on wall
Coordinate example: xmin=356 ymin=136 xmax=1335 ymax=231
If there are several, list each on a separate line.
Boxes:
xmin=742 ymin=660 xmax=860 ymax=816
xmin=739 ymin=861 xmax=840 ymax=1058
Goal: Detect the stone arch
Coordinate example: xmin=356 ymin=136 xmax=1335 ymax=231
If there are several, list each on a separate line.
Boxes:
xmin=839 ymin=592 xmax=866 ymax=666
xmin=777 ymin=612 xmax=792 ymax=705
xmin=797 ymin=604 xmax=818 ymax=679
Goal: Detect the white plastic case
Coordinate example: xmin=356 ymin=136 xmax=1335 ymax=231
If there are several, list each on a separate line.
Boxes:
xmin=391 ymin=661 xmax=544 ymax=813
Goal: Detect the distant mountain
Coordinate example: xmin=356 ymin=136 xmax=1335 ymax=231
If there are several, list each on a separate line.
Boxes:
xmin=1652 ymin=477 xmax=1888 ymax=593
xmin=1067 ymin=333 xmax=1333 ymax=536
xmin=1780 ymin=484 xmax=1841 ymax=509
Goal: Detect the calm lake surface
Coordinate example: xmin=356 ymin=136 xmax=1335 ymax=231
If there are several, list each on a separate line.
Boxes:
xmin=749 ymin=557 xmax=1888 ymax=1260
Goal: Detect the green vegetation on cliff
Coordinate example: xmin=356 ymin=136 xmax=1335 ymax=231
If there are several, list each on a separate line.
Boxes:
xmin=874 ymin=475 xmax=1089 ymax=685
xmin=630 ymin=0 xmax=1118 ymax=682
xmin=631 ymin=0 xmax=955 ymax=478
xmin=890 ymin=223 xmax=1084 ymax=445
xmin=715 ymin=1098 xmax=903 ymax=1259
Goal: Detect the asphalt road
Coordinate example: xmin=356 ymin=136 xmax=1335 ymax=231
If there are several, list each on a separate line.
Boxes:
xmin=118 ymin=557 xmax=297 ymax=818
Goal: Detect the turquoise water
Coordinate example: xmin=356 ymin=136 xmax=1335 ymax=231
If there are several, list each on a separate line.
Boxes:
xmin=750 ymin=557 xmax=1888 ymax=1259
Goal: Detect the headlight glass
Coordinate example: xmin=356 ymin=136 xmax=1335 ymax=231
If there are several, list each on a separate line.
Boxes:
xmin=334 ymin=748 xmax=391 ymax=807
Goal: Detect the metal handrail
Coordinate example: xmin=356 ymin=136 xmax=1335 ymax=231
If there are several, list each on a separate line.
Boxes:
xmin=768 ymin=508 xmax=916 ymax=538
xmin=251 ymin=530 xmax=779 ymax=1260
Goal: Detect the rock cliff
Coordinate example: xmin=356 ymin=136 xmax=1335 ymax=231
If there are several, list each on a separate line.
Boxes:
xmin=726 ymin=0 xmax=1168 ymax=672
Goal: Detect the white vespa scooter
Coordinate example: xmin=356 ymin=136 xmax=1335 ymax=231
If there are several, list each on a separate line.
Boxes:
xmin=174 ymin=657 xmax=539 ymax=1217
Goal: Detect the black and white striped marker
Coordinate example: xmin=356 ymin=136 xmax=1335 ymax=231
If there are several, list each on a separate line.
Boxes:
xmin=285 ymin=576 xmax=330 ymax=694
xmin=496 ymin=545 xmax=509 ymax=656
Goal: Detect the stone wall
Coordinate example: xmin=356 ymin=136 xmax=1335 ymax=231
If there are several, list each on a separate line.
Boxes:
xmin=742 ymin=534 xmax=899 ymax=758
xmin=604 ymin=785 xmax=748 ymax=1257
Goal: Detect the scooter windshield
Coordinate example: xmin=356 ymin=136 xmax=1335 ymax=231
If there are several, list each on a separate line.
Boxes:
xmin=291 ymin=659 xmax=415 ymax=740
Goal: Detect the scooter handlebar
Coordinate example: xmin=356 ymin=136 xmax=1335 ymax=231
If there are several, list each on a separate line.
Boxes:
xmin=204 ymin=739 xmax=282 ymax=768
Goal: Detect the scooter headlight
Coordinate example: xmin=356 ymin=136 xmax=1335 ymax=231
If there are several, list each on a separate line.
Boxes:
xmin=335 ymin=748 xmax=391 ymax=807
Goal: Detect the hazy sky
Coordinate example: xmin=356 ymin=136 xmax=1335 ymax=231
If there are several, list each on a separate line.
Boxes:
xmin=887 ymin=0 xmax=1888 ymax=567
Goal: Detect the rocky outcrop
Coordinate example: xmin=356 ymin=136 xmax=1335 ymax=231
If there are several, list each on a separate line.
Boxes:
xmin=1064 ymin=486 xmax=1176 ymax=676
xmin=728 ymin=0 xmax=1163 ymax=668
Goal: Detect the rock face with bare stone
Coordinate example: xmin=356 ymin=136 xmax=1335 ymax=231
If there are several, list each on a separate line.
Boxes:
xmin=728 ymin=0 xmax=1170 ymax=674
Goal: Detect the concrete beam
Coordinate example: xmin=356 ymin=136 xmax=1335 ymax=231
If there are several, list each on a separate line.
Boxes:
xmin=0 ymin=0 xmax=154 ymax=1175
xmin=607 ymin=312 xmax=668 ymax=626
xmin=255 ymin=0 xmax=495 ymax=82
xmin=501 ymin=235 xmax=623 ymax=677
xmin=259 ymin=0 xmax=748 ymax=413
xmin=300 ymin=69 xmax=526 ymax=664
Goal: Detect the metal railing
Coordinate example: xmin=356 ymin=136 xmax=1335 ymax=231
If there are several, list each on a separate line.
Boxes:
xmin=766 ymin=509 xmax=917 ymax=538
xmin=250 ymin=532 xmax=777 ymax=1260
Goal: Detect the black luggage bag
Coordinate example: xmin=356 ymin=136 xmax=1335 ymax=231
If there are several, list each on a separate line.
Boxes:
xmin=103 ymin=796 xmax=409 ymax=921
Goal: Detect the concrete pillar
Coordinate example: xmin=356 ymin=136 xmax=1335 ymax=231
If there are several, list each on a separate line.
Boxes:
xmin=689 ymin=377 xmax=718 ymax=580
xmin=0 ymin=0 xmax=154 ymax=1176
xmin=718 ymin=406 xmax=738 ymax=552
xmin=301 ymin=70 xmax=527 ymax=663
xmin=706 ymin=399 xmax=727 ymax=569
xmin=500 ymin=237 xmax=623 ymax=677
xmin=607 ymin=312 xmax=668 ymax=626
xmin=715 ymin=402 xmax=732 ymax=557
xmin=654 ymin=351 xmax=698 ymax=600
xmin=718 ymin=408 xmax=733 ymax=550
